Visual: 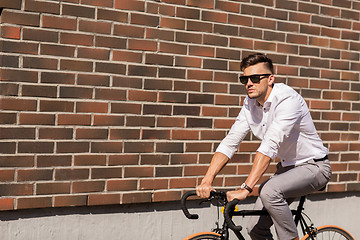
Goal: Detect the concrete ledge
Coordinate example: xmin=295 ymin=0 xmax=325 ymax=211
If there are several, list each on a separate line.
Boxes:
xmin=0 ymin=192 xmax=358 ymax=239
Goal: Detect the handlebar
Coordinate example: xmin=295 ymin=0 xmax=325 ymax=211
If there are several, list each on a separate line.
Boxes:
xmin=181 ymin=190 xmax=243 ymax=232
xmin=180 ymin=190 xmax=199 ymax=219
xmin=224 ymin=199 xmax=243 ymax=231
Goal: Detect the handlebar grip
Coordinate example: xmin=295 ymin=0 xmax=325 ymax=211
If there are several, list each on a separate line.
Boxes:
xmin=224 ymin=199 xmax=243 ymax=232
xmin=181 ymin=190 xmax=199 ymax=219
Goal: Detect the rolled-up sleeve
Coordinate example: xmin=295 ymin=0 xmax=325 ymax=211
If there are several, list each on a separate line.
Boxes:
xmin=216 ymin=107 xmax=251 ymax=159
xmin=257 ymin=95 xmax=303 ymax=159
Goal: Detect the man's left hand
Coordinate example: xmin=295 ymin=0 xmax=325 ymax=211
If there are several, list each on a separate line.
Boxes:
xmin=226 ymin=189 xmax=250 ymax=202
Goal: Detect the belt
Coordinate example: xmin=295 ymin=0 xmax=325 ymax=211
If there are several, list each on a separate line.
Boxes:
xmin=314 ymin=155 xmax=328 ymax=162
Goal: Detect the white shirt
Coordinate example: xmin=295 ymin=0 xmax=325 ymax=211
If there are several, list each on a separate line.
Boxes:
xmin=216 ymin=83 xmax=328 ymax=167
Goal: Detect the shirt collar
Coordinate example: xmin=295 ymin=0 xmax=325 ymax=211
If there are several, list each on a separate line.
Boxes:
xmin=263 ymin=83 xmax=277 ymax=108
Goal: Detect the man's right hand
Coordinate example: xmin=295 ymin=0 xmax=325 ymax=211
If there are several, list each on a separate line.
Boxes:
xmin=196 ymin=182 xmax=215 ymax=199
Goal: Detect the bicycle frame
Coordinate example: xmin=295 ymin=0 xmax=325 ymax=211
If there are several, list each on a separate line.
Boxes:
xmin=230 ymin=195 xmax=316 ymax=239
xmin=181 ymin=191 xmax=317 ymax=240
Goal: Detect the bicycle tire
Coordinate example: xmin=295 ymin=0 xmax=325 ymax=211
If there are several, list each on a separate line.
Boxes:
xmin=302 ymin=225 xmax=354 ymax=240
xmin=183 ymin=232 xmax=222 ymax=240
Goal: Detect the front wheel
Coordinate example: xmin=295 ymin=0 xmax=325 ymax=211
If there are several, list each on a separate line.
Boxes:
xmin=302 ymin=225 xmax=354 ymax=240
xmin=183 ymin=232 xmax=222 ymax=240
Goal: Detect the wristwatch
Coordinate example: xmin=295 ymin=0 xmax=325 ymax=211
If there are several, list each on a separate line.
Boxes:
xmin=240 ymin=182 xmax=253 ymax=193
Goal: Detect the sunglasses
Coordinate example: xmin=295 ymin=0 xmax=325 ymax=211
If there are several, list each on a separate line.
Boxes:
xmin=239 ymin=74 xmax=272 ymax=85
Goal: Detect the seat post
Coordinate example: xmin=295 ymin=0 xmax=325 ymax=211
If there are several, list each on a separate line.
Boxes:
xmin=294 ymin=195 xmax=306 ymax=226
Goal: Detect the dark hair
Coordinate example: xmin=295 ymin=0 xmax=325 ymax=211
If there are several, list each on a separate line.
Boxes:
xmin=240 ymin=53 xmax=274 ymax=74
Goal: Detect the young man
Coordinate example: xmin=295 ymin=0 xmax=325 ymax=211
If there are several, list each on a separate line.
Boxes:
xmin=196 ymin=53 xmax=331 ymax=240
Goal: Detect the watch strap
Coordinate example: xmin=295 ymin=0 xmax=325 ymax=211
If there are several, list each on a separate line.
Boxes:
xmin=241 ymin=182 xmax=253 ymax=193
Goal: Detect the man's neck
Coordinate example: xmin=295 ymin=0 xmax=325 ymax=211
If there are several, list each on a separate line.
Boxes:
xmin=257 ymin=87 xmax=273 ymax=106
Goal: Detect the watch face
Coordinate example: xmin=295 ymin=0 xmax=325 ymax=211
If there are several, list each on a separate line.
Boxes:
xmin=241 ymin=183 xmax=246 ymax=189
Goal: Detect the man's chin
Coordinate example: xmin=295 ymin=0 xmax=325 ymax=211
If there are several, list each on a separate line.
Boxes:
xmin=247 ymin=93 xmax=257 ymax=99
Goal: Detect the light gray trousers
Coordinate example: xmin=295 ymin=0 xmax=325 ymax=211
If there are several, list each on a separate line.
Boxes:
xmin=246 ymin=159 xmax=332 ymax=240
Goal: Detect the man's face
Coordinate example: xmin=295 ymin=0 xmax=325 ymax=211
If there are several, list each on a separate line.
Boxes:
xmin=242 ymin=63 xmax=274 ymax=105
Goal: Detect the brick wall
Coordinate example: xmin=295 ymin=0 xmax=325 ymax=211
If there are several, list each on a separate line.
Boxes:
xmin=0 ymin=0 xmax=359 ymax=211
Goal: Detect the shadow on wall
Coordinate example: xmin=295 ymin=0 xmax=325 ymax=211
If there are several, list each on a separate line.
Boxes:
xmin=1 ymin=191 xmax=357 ymax=223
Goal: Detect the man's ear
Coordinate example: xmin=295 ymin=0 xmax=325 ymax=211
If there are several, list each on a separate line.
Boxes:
xmin=268 ymin=75 xmax=275 ymax=86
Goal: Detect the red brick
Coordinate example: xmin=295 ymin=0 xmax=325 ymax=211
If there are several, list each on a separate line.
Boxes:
xmin=91 ymin=167 xmax=122 ymax=179
xmin=157 ymin=116 xmax=185 ymax=128
xmin=17 ymin=169 xmax=53 ymax=181
xmin=0 ymin=183 xmax=33 ymax=196
xmin=122 ymin=192 xmax=152 ymax=204
xmin=23 ymin=28 xmax=58 ymax=43
xmin=54 ymin=195 xmax=87 ymax=207
xmin=17 ymin=197 xmax=52 ymax=209
xmin=238 ymin=142 xmax=261 ymax=152
xmin=153 ymin=190 xmax=181 ymax=202
xmin=36 ymin=182 xmax=70 ymax=195
xmin=74 ymin=155 xmax=106 ymax=166
xmin=97 ymin=9 xmax=127 ymax=23
xmin=75 ymin=128 xmax=108 ymax=140
xmin=200 ymin=130 xmax=226 ymax=140
xmin=61 ymin=59 xmax=93 ymax=72
xmin=169 ymin=178 xmax=196 ymax=188
xmin=113 ymin=50 xmax=142 ymax=63
xmin=19 ymin=113 xmax=55 ymax=125
xmin=214 ymin=118 xmax=234 ymax=129
xmin=56 ymin=141 xmax=89 ymax=153
xmin=184 ymin=165 xmax=208 ymax=176
xmin=0 ymin=127 xmax=35 ymax=140
xmin=187 ymin=69 xmax=213 ymax=81
xmin=128 ymin=65 xmax=157 ymax=77
xmin=327 ymin=184 xmax=346 ymax=192
xmin=125 ymin=116 xmax=155 ymax=127
xmin=88 ymin=193 xmax=120 ymax=206
xmin=142 ymin=129 xmax=170 ymax=140
xmin=0 ymin=25 xmax=20 ymax=39
xmin=309 ymin=100 xmax=331 ymax=110
xmin=160 ymin=16 xmax=185 ymax=30
xmin=72 ymin=181 xmax=105 ymax=193
xmin=128 ymin=39 xmax=157 ymax=52
xmin=0 ymin=170 xmax=15 ymax=182
xmin=146 ymin=28 xmax=174 ymax=41
xmin=91 ymin=142 xmax=123 ymax=153
xmin=0 ymin=0 xmax=21 ymax=9
xmin=58 ymin=114 xmax=91 ymax=126
xmin=24 ymin=0 xmax=59 ymax=14
xmin=107 ymin=179 xmax=138 ymax=191
xmin=188 ymin=0 xmax=214 ymax=9
xmin=113 ymin=24 xmax=144 ymax=38
xmin=42 ymin=15 xmax=76 ymax=30
xmin=62 ymin=3 xmax=95 ymax=18
xmin=0 ymin=98 xmax=37 ymax=111
xmin=81 ymin=0 xmax=113 ymax=7
xmin=109 ymin=129 xmax=138 ymax=140
xmin=160 ymin=42 xmax=187 ymax=54
xmin=93 ymin=115 xmax=124 ymax=127
xmin=76 ymin=102 xmax=108 ymax=113
xmin=55 ymin=168 xmax=89 ymax=181
xmin=79 ymin=19 xmax=111 ymax=34
xmin=216 ymin=0 xmax=240 ymax=13
xmin=139 ymin=179 xmax=168 ymax=190
xmin=172 ymin=130 xmax=199 ymax=140
xmin=37 ymin=155 xmax=71 ymax=168
xmin=1 ymin=9 xmax=40 ymax=26
xmin=18 ymin=142 xmax=54 ymax=154
xmin=109 ymin=154 xmax=139 ymax=166
xmin=0 ymin=198 xmax=14 ymax=211
xmin=60 ymin=32 xmax=94 ymax=46
xmin=114 ymin=0 xmax=144 ymax=11
xmin=124 ymin=166 xmax=154 ymax=178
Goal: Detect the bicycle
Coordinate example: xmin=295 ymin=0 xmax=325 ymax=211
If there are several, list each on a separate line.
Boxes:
xmin=181 ymin=190 xmax=354 ymax=240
